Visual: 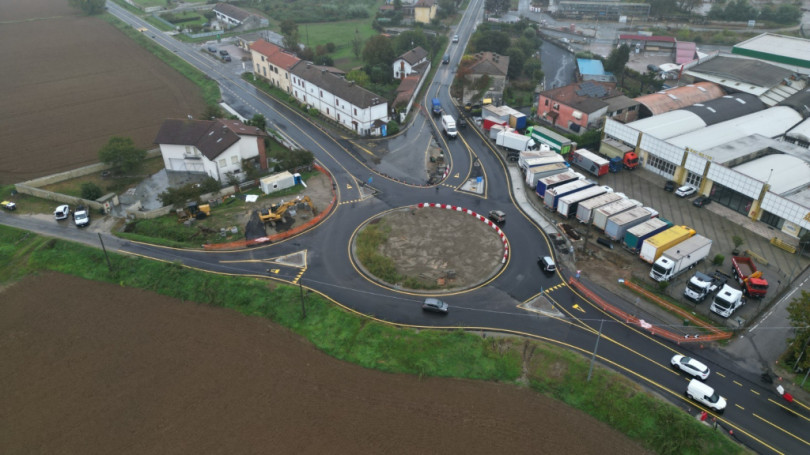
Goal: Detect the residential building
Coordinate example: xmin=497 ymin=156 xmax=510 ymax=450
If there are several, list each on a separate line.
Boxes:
xmin=414 ymin=0 xmax=437 ymax=24
xmin=465 ymin=52 xmax=510 ymax=104
xmin=393 ymin=46 xmax=429 ymax=80
xmin=212 ymin=3 xmax=269 ymax=29
xmin=250 ymin=39 xmax=301 ymax=94
xmin=290 ymin=62 xmax=389 ymax=136
xmin=537 ymin=81 xmax=619 ymax=132
xmin=155 ymin=118 xmax=268 ymax=183
xmin=554 ymin=1 xmax=649 ymax=20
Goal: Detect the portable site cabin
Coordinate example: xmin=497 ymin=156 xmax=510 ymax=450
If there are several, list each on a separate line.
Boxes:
xmin=260 ymin=171 xmax=299 ymax=194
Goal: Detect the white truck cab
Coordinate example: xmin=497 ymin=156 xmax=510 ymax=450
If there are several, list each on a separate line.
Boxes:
xmin=709 ymin=284 xmax=744 ymax=318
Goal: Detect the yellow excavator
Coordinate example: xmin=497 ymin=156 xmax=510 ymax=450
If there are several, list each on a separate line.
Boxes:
xmin=257 ymin=196 xmax=315 ymax=223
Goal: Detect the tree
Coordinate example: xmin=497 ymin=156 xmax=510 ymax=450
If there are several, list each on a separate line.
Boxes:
xmin=81 ymin=182 xmax=103 ymax=200
xmin=346 ymin=69 xmax=371 ymax=86
xmin=787 ymin=291 xmax=810 ymax=372
xmin=68 ymin=0 xmax=106 ymax=15
xmin=351 ymin=30 xmax=364 ymax=59
xmin=362 ymin=35 xmax=395 ymax=68
xmin=249 ymin=114 xmax=267 ymax=131
xmin=604 ymin=44 xmax=630 ymax=85
xmin=469 ymin=29 xmax=511 ymax=55
xmin=314 ymin=55 xmax=334 ymax=66
xmin=98 ymin=137 xmax=146 ymax=175
xmin=393 ymin=30 xmax=430 ymax=56
xmin=485 ymin=0 xmax=509 ymax=15
xmin=280 ymin=20 xmax=300 ymax=52
xmin=522 ymin=57 xmax=543 ymax=84
xmin=202 ymin=104 xmax=225 ymax=120
xmin=505 ymin=47 xmax=525 ymax=79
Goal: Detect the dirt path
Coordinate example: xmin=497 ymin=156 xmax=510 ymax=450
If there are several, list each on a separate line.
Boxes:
xmin=0 ymin=273 xmax=647 ymax=454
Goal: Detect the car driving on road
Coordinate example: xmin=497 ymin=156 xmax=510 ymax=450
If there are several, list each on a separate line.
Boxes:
xmin=422 ymin=298 xmax=449 ymax=314
xmin=671 ymin=354 xmax=710 ymax=380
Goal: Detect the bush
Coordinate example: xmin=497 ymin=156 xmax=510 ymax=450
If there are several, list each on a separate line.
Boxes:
xmin=386 ymin=120 xmax=400 ymax=135
xmin=712 ymin=254 xmax=725 ymax=266
xmin=80 ymin=182 xmax=103 ymax=200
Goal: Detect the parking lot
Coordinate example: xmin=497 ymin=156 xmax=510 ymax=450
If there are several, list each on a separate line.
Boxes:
xmin=524 ymin=164 xmax=810 ymax=329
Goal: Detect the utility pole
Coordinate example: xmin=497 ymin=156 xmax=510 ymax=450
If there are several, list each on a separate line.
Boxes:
xmin=98 ymin=233 xmax=112 ymax=272
xmin=299 ymin=280 xmax=307 ymax=319
xmin=587 ymin=319 xmax=604 ymax=381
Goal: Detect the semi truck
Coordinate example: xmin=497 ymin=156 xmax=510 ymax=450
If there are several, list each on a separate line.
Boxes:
xmin=518 ymin=150 xmax=564 ymax=172
xmin=441 ymin=115 xmax=457 ymax=139
xmin=592 ymin=198 xmax=642 ymax=231
xmin=431 ymin=98 xmax=442 ymax=116
xmin=525 ymin=163 xmax=569 ymax=188
xmin=710 ymin=284 xmax=745 ymax=318
xmin=526 ymin=126 xmax=576 ymax=156
xmin=576 ymin=193 xmax=624 ymax=224
xmin=496 ymin=129 xmax=537 ymax=153
xmin=649 ymin=235 xmax=713 ymax=281
xmin=543 ymin=179 xmax=595 ymax=210
xmin=536 ymin=170 xmax=581 ymax=199
xmin=571 ymin=149 xmax=610 ymax=177
xmin=623 ymin=218 xmax=672 ymax=253
xmin=608 ymin=151 xmax=640 ymax=172
xmin=639 ymin=225 xmax=696 ymax=264
xmin=731 ymin=256 xmax=769 ymax=298
xmin=556 ymin=185 xmax=608 ymax=218
xmin=604 ymin=207 xmax=652 ymax=241
xmin=684 ymin=270 xmax=730 ymax=303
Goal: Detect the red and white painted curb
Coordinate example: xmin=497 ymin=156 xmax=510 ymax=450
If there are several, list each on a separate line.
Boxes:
xmin=442 ymin=166 xmax=450 ymax=180
xmin=416 ymin=203 xmax=508 ymax=263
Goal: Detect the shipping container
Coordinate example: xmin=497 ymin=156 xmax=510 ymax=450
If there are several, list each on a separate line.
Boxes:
xmin=576 ymin=193 xmax=624 ymax=223
xmin=639 ymin=225 xmax=696 ymax=264
xmin=525 ymin=162 xmax=569 ymax=188
xmin=604 ymin=207 xmax=652 ymax=241
xmin=623 ymin=218 xmax=672 ymax=253
xmin=543 ymin=179 xmax=595 ymax=210
xmin=572 ymin=149 xmax=610 ymax=177
xmin=535 ymin=170 xmax=580 ymax=198
xmin=592 ymin=199 xmax=642 ymax=231
xmin=557 ymin=186 xmax=608 ymax=218
xmin=526 ymin=126 xmax=576 ymax=155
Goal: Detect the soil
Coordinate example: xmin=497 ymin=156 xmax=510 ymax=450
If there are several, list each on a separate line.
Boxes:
xmin=364 ymin=207 xmax=505 ymax=290
xmin=0 ymin=272 xmax=647 ymax=454
xmin=0 ymin=0 xmax=206 ymax=184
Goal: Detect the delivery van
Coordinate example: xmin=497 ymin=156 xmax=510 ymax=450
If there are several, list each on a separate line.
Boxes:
xmin=686 ymin=379 xmax=726 ymax=413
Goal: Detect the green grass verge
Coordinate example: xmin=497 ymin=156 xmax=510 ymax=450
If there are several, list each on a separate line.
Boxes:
xmin=0 ymin=224 xmax=745 ymax=454
xmin=102 ymin=13 xmax=220 ymax=107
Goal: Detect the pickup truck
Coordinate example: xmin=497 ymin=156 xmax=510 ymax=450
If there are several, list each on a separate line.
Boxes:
xmin=731 ymin=256 xmax=769 ymax=298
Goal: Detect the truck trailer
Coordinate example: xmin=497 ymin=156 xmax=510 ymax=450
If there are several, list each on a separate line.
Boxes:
xmin=592 ymin=198 xmax=642 ymax=231
xmin=496 ymin=129 xmax=537 ymax=153
xmin=556 ymin=185 xmax=608 ymax=218
xmin=576 ymin=193 xmax=624 ymax=224
xmin=731 ymin=256 xmax=769 ymax=298
xmin=526 ymin=126 xmax=576 ymax=156
xmin=639 ymin=225 xmax=696 ymax=264
xmin=543 ymin=179 xmax=595 ymax=210
xmin=604 ymin=207 xmax=652 ymax=241
xmin=536 ymin=170 xmax=581 ymax=199
xmin=649 ymin=235 xmax=713 ymax=281
xmin=518 ymin=151 xmax=565 ymax=172
xmin=571 ymin=149 xmax=610 ymax=177
xmin=623 ymin=218 xmax=673 ymax=253
xmin=525 ymin=163 xmax=569 ymax=188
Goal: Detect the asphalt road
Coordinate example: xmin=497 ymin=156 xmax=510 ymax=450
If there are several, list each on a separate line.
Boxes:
xmin=6 ymin=2 xmax=807 ymax=453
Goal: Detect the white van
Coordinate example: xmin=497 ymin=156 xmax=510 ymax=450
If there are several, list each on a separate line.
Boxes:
xmin=441 ymin=114 xmax=457 ymax=139
xmin=686 ymin=379 xmax=726 ymax=412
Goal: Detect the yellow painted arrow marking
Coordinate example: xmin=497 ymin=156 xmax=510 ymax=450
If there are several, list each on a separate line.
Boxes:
xmin=346 ymin=183 xmax=352 ymax=189
xmin=453 ymin=173 xmax=460 ymax=178
xmin=269 ymin=269 xmax=280 ymax=274
xmin=572 ymin=304 xmax=586 ymax=313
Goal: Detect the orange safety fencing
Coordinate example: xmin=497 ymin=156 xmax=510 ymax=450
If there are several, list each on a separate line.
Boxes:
xmin=569 ymin=278 xmax=732 ymax=344
xmin=203 ymin=164 xmax=336 ymax=250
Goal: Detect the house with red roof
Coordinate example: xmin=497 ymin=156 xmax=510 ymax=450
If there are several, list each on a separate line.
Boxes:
xmin=250 ymin=39 xmax=301 ymax=94
xmin=154 ymin=118 xmax=268 ymax=183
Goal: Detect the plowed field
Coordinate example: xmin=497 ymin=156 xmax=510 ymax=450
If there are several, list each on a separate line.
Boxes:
xmin=0 ymin=0 xmax=206 ymax=184
xmin=0 ymin=273 xmax=647 ymax=454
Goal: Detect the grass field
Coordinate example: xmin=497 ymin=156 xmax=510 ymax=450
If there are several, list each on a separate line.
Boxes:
xmin=303 ymin=19 xmax=378 ymax=70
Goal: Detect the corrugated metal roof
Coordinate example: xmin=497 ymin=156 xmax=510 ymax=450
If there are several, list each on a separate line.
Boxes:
xmin=635 ymin=82 xmax=724 ymax=116
xmin=667 ymin=106 xmax=803 ymax=152
xmin=577 ymin=58 xmax=606 ymax=76
xmin=787 ymin=118 xmax=810 ymax=143
xmin=733 ymin=154 xmax=810 ymax=194
xmin=733 ymin=33 xmax=810 ymax=69
xmin=628 ymin=110 xmax=705 ymax=140
xmin=682 ymin=93 xmax=765 ymax=124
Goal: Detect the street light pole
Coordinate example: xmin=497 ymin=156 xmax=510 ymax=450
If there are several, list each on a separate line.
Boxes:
xmin=587 ymin=319 xmax=605 ymax=381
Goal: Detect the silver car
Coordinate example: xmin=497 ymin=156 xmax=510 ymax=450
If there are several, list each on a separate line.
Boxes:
xmin=422 ymin=298 xmax=449 ymax=314
xmin=671 ymin=354 xmax=710 ymax=380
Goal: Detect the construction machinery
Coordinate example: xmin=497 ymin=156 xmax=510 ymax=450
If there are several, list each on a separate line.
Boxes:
xmin=258 ymin=196 xmax=315 ymax=224
xmin=176 ymin=201 xmax=211 ymax=222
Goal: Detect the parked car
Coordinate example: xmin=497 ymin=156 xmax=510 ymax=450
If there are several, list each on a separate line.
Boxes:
xmin=219 ymin=49 xmax=229 ymax=57
xmin=675 ymin=185 xmax=697 ymax=198
xmin=73 ymin=205 xmax=90 ymax=228
xmin=222 ymin=55 xmax=231 ymax=62
xmin=671 ymin=354 xmax=710 ymax=380
xmin=422 ymin=297 xmax=449 ymax=314
xmin=54 ymin=204 xmax=70 ymax=220
xmin=452 ymin=34 xmax=459 ymax=43
xmin=664 ymin=180 xmax=676 ymax=192
xmin=1 ymin=200 xmax=16 ymax=211
xmin=538 ymin=256 xmax=556 ymax=273
xmin=207 ymin=45 xmax=217 ymax=53
xmin=693 ymin=195 xmax=711 ymax=207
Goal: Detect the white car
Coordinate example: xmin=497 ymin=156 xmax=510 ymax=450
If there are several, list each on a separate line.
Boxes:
xmin=671 ymin=354 xmax=710 ymax=380
xmin=675 ymin=185 xmax=697 ymax=198
xmin=54 ymin=204 xmax=70 ymax=220
xmin=452 ymin=34 xmax=459 ymax=43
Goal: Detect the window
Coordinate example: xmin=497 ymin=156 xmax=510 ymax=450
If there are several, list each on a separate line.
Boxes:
xmin=544 ymin=99 xmax=549 ymax=106
xmin=711 ymin=183 xmax=754 ymax=216
xmin=646 ymin=155 xmax=676 ymax=177
xmin=263 ymin=67 xmax=266 ymax=76
xmin=218 ymin=159 xmax=227 ymax=168
xmin=685 ymin=171 xmax=702 ymax=187
xmin=320 ymin=90 xmax=323 ymax=97
xmin=553 ymin=103 xmax=560 ymax=110
xmin=231 ymin=156 xmax=239 ymax=165
xmin=326 ymin=108 xmax=330 ymax=115
xmin=261 ymin=56 xmax=265 ymax=62
xmin=255 ymin=63 xmax=260 ymax=72
xmin=629 ymin=105 xmax=637 ymax=111
xmin=760 ymin=210 xmax=785 ymax=230
xmin=354 ymin=108 xmax=357 ymax=116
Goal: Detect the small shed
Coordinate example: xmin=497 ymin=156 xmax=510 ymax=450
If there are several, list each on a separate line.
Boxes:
xmin=260 ymin=171 xmax=296 ymax=194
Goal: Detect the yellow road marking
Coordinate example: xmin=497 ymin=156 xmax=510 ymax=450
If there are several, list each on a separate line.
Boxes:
xmin=753 ymin=413 xmax=810 ymax=446
xmin=572 ymin=304 xmax=586 ymax=313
